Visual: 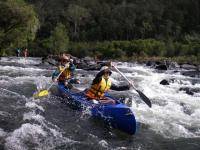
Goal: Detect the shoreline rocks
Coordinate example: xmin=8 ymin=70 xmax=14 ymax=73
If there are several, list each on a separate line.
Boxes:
xmin=40 ymin=55 xmax=200 ymax=78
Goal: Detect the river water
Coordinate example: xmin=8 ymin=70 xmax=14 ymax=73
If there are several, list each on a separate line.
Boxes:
xmin=0 ymin=57 xmax=200 ymax=150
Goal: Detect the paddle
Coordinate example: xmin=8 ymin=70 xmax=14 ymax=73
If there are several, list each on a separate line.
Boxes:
xmin=33 ymin=64 xmax=69 ymax=98
xmin=112 ymin=65 xmax=152 ymax=108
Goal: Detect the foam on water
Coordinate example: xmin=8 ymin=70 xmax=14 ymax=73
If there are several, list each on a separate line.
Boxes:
xmin=23 ymin=112 xmax=45 ymax=122
xmin=0 ymin=111 xmax=11 ymax=117
xmin=33 ymin=76 xmax=51 ymax=90
xmin=119 ymin=64 xmax=200 ymax=138
xmin=4 ymin=97 xmax=79 ymax=150
xmin=1 ymin=57 xmax=200 ymax=145
xmin=0 ymin=57 xmax=83 ymax=149
xmin=5 ymin=123 xmax=47 ymax=150
xmin=98 ymin=140 xmax=108 ymax=148
xmin=0 ymin=65 xmax=46 ymax=73
xmin=0 ymin=57 xmax=41 ymax=65
xmin=0 ymin=88 xmax=24 ymax=98
xmin=0 ymin=74 xmax=51 ymax=94
xmin=0 ymin=58 xmax=54 ymax=93
xmin=25 ymin=102 xmax=45 ymax=112
xmin=0 ymin=128 xmax=7 ymax=137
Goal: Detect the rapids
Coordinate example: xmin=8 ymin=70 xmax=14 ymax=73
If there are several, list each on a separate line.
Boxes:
xmin=0 ymin=57 xmax=199 ymax=150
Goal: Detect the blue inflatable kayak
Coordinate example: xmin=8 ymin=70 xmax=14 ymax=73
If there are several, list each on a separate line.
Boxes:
xmin=58 ymin=83 xmax=137 ymax=135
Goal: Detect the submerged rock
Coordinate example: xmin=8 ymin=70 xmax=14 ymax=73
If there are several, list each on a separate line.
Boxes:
xmin=40 ymin=55 xmax=112 ymax=71
xmin=180 ymin=64 xmax=197 ymax=70
xmin=181 ymin=71 xmax=200 ymax=78
xmin=160 ymin=79 xmax=170 ymax=85
xmin=180 ymin=102 xmax=194 ymax=115
xmin=179 ymin=87 xmax=200 ymax=95
xmin=146 ymin=61 xmax=156 ymax=67
xmin=155 ymin=64 xmax=168 ymax=70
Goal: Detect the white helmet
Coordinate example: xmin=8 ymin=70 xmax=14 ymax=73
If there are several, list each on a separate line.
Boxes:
xmin=100 ymin=66 xmax=109 ymax=72
xmin=99 ymin=66 xmax=112 ymax=75
xmin=62 ymin=55 xmax=69 ymax=60
xmin=70 ymin=59 xmax=73 ymax=63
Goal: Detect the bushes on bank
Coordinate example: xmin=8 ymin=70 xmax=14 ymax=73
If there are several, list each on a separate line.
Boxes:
xmin=1 ymin=38 xmax=199 ymax=65
xmin=68 ymin=39 xmax=200 ymax=62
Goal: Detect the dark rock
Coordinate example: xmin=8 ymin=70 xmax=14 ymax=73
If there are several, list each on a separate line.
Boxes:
xmin=155 ymin=64 xmax=167 ymax=70
xmin=181 ymin=64 xmax=197 ymax=70
xmin=181 ymin=71 xmax=200 ymax=78
xmin=160 ymin=79 xmax=170 ymax=85
xmin=180 ymin=103 xmax=194 ymax=115
xmin=146 ymin=60 xmax=180 ymax=70
xmin=146 ymin=61 xmax=156 ymax=67
xmin=179 ymin=87 xmax=194 ymax=95
xmin=155 ymin=61 xmax=162 ymax=65
xmin=167 ymin=61 xmax=180 ymax=69
xmin=173 ymin=70 xmax=179 ymax=73
xmin=83 ymin=56 xmax=94 ymax=61
xmin=192 ymin=88 xmax=200 ymax=93
xmin=41 ymin=54 xmax=104 ymax=71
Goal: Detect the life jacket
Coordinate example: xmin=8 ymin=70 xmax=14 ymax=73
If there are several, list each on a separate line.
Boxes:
xmin=86 ymin=77 xmax=112 ymax=99
xmin=58 ymin=66 xmax=71 ymax=82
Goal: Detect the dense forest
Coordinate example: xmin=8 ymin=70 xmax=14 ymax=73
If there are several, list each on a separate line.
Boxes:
xmin=0 ymin=0 xmax=199 ymax=63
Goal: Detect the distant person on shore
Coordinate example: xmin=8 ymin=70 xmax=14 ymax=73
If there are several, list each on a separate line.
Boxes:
xmin=52 ymin=53 xmax=80 ymax=89
xmin=16 ymin=48 xmax=21 ymax=57
xmin=23 ymin=48 xmax=28 ymax=58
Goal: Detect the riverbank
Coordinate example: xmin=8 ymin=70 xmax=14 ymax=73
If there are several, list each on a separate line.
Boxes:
xmin=133 ymin=56 xmax=200 ymax=66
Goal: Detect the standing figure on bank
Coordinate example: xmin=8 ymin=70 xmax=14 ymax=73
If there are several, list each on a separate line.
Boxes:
xmin=16 ymin=48 xmax=21 ymax=57
xmin=23 ymin=48 xmax=28 ymax=58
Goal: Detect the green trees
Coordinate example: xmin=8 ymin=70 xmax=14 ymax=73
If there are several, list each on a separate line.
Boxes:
xmin=67 ymin=4 xmax=90 ymax=41
xmin=22 ymin=23 xmax=69 ymax=56
xmin=15 ymin=0 xmax=200 ymax=43
xmin=0 ymin=0 xmax=39 ymax=56
xmin=48 ymin=23 xmax=69 ymax=54
xmin=0 ymin=0 xmax=199 ymax=62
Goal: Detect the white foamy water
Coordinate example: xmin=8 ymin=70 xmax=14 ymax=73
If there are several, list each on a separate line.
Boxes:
xmin=0 ymin=57 xmax=41 ymax=65
xmin=4 ymin=94 xmax=79 ymax=150
xmin=0 ymin=65 xmax=46 ymax=75
xmin=120 ymin=64 xmax=200 ymax=138
xmin=1 ymin=57 xmax=200 ymax=148
xmin=25 ymin=101 xmax=45 ymax=112
xmin=0 ymin=128 xmax=7 ymax=137
xmin=5 ymin=123 xmax=47 ymax=150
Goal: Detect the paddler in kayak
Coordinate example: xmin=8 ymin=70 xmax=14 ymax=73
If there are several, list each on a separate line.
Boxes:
xmin=52 ymin=53 xmax=80 ymax=89
xmin=85 ymin=64 xmax=131 ymax=104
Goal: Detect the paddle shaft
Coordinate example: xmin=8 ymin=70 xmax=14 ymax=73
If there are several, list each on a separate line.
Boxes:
xmin=47 ymin=64 xmax=69 ymax=91
xmin=112 ymin=65 xmax=152 ymax=107
xmin=112 ymin=66 xmax=136 ymax=89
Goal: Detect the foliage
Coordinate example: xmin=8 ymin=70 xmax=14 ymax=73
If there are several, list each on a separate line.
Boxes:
xmin=0 ymin=0 xmax=199 ymax=62
xmin=68 ymin=40 xmax=200 ymax=63
xmin=67 ymin=4 xmax=90 ymax=41
xmin=46 ymin=23 xmax=69 ymax=55
xmin=24 ymin=0 xmax=200 ymax=42
xmin=0 ymin=0 xmax=39 ymax=55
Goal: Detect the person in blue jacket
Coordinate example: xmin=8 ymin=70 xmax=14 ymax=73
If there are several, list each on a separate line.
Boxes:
xmin=16 ymin=48 xmax=21 ymax=57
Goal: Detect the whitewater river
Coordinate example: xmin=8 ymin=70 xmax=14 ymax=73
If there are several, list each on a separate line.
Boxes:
xmin=0 ymin=57 xmax=200 ymax=150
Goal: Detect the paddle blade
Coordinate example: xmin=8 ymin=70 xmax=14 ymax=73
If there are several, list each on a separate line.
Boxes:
xmin=136 ymin=90 xmax=152 ymax=108
xmin=33 ymin=90 xmax=49 ymax=98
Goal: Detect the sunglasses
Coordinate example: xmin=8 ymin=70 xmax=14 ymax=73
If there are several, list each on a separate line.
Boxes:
xmin=104 ymin=71 xmax=111 ymax=75
xmin=62 ymin=59 xmax=69 ymax=62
